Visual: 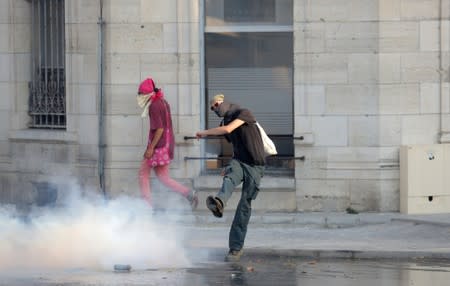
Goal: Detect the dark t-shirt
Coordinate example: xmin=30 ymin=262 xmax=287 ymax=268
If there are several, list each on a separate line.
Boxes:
xmin=223 ymin=108 xmax=265 ymax=166
xmin=148 ymin=98 xmax=175 ymax=159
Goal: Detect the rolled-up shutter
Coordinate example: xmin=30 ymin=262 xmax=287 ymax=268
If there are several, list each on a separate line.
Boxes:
xmin=207 ymin=67 xmax=293 ymax=135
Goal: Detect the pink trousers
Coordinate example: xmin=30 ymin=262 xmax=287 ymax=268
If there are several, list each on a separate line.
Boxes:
xmin=139 ymin=160 xmax=190 ymax=206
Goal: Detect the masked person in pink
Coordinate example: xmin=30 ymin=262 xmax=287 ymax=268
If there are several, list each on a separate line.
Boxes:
xmin=137 ymin=78 xmax=198 ymax=210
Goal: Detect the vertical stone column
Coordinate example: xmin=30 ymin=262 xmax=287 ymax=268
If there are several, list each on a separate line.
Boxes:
xmin=171 ymin=0 xmax=201 ymax=179
xmin=294 ymin=0 xmax=386 ymax=211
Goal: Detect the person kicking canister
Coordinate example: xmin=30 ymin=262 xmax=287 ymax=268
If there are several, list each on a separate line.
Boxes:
xmin=196 ymin=94 xmax=265 ymax=262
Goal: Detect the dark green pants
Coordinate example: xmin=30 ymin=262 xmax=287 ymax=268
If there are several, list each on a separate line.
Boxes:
xmin=216 ymin=159 xmax=265 ymax=251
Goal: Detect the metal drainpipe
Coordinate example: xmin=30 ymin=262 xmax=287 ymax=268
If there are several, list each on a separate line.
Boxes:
xmin=438 ymin=0 xmax=444 ymax=142
xmin=98 ymin=0 xmax=106 ymax=198
xmin=199 ymin=0 xmax=206 ymax=169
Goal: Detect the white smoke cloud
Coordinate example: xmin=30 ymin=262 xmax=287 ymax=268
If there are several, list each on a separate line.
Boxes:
xmin=0 ymin=188 xmax=192 ymax=272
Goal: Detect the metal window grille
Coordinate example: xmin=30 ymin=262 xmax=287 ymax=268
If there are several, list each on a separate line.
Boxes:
xmin=29 ymin=0 xmax=66 ymax=129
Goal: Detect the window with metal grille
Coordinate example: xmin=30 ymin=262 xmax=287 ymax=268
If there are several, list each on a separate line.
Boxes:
xmin=29 ymin=0 xmax=66 ymax=129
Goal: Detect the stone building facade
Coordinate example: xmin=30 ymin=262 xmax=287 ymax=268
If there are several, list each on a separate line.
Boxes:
xmin=0 ymin=0 xmax=449 ymax=212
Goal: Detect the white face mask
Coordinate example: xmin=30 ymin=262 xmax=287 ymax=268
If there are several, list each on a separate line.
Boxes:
xmin=137 ymin=94 xmax=150 ymax=108
xmin=137 ymin=92 xmax=156 ymax=117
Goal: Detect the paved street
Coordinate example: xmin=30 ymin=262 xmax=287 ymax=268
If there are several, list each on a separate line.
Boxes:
xmin=2 ymin=253 xmax=450 ymax=286
xmin=184 ymin=210 xmax=450 ymax=260
xmin=2 ymin=200 xmax=450 ymax=285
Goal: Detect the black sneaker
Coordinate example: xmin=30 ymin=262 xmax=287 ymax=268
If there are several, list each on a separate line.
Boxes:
xmin=206 ymin=196 xmax=223 ymax=218
xmin=187 ymin=190 xmax=199 ymax=211
xmin=225 ymin=249 xmax=243 ymax=262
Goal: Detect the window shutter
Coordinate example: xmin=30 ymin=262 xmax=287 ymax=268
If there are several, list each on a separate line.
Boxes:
xmin=207 ymin=67 xmax=293 ymax=135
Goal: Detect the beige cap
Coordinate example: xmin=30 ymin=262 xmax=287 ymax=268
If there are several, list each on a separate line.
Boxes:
xmin=210 ymin=93 xmax=225 ymax=105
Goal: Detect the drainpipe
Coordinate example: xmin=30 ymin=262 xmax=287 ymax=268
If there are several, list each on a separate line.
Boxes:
xmin=438 ymin=0 xmax=442 ymax=142
xmin=199 ymin=0 xmax=206 ymax=168
xmin=438 ymin=0 xmax=448 ymax=143
xmin=98 ymin=0 xmax=106 ymax=198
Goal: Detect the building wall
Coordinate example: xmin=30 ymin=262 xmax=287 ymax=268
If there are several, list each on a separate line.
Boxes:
xmin=294 ymin=0 xmax=450 ymax=211
xmin=0 ymin=0 xmax=99 ymax=209
xmin=0 ymin=0 xmax=202 ymax=209
xmin=0 ymin=0 xmax=449 ymax=212
xmin=99 ymin=0 xmax=201 ymax=199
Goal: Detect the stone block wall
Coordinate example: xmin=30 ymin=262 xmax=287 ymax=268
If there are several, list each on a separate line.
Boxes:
xmin=294 ymin=0 xmax=450 ymax=211
xmin=0 ymin=0 xmax=448 ymax=212
xmin=98 ymin=0 xmax=201 ymax=198
xmin=0 ymin=0 xmax=202 ymax=208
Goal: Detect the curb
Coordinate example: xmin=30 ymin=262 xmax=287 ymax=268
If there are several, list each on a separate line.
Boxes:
xmin=391 ymin=218 xmax=450 ymax=228
xmin=156 ymin=211 xmax=450 ymax=229
xmin=190 ymin=213 xmax=402 ymax=228
xmin=241 ymin=248 xmax=450 ymax=260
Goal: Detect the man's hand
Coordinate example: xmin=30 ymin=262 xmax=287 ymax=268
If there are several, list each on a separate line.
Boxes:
xmin=196 ymin=131 xmax=206 ymax=139
xmin=144 ymin=146 xmax=154 ymax=159
xmin=196 ymin=119 xmax=245 ymax=139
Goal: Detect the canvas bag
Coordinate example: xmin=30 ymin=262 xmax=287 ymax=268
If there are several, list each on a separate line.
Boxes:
xmin=256 ymin=122 xmax=277 ymax=156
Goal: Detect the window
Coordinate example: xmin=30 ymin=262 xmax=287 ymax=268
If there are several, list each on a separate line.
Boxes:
xmin=224 ymin=0 xmax=275 ymax=22
xmin=205 ymin=0 xmax=292 ymax=29
xmin=29 ymin=0 xmax=66 ymax=129
xmin=204 ymin=0 xmax=294 ymax=175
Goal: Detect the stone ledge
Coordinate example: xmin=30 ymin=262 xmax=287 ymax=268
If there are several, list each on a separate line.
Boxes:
xmin=440 ymin=133 xmax=450 ymax=143
xmin=9 ymin=130 xmax=78 ymax=143
xmin=194 ymin=175 xmax=296 ymax=190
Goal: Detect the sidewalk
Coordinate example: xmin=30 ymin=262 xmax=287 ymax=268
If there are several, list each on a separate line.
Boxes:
xmin=178 ymin=211 xmax=450 ymax=260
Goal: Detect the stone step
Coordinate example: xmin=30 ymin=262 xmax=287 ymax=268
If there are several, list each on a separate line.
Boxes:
xmin=152 ymin=190 xmax=297 ymax=212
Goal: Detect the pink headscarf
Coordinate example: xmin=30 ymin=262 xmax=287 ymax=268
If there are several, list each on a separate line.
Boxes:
xmin=138 ymin=78 xmax=164 ymax=100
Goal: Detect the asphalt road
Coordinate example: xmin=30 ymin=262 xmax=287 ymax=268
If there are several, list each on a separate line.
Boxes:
xmin=2 ymin=254 xmax=450 ymax=286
